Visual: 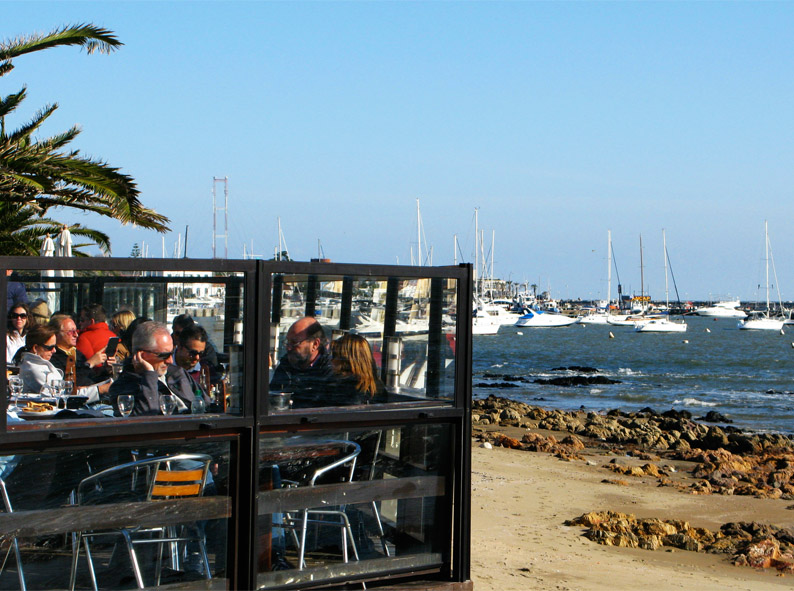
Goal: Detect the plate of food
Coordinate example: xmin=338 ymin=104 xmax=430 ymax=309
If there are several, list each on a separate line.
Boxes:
xmin=15 ymin=401 xmax=60 ymax=418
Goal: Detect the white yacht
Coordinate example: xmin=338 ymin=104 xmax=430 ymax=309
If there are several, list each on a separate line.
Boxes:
xmin=635 ymin=317 xmax=687 ymax=333
xmin=694 ymin=300 xmax=746 ymax=318
xmin=514 ymin=308 xmax=578 ymax=328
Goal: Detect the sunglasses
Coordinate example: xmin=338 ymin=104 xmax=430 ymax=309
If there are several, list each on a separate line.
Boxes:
xmin=38 ymin=344 xmax=57 ymax=352
xmin=186 ymin=349 xmax=203 ymax=358
xmin=143 ymin=349 xmax=174 ymax=360
xmin=9 ymin=313 xmax=27 ymax=319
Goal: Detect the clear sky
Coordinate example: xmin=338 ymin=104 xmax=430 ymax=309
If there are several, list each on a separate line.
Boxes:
xmin=4 ymin=1 xmax=794 ymax=301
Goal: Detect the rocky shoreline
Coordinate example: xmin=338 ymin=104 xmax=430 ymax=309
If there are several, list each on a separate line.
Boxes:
xmin=472 ymin=394 xmax=794 ymax=573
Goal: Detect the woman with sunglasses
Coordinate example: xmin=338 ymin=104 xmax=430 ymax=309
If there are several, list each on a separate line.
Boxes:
xmin=6 ymin=303 xmax=29 ymax=363
xmin=18 ymin=324 xmax=64 ymax=393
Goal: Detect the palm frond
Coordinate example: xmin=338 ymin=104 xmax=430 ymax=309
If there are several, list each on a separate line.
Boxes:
xmin=0 ymin=87 xmax=26 ymax=121
xmin=0 ymin=24 xmax=122 ymax=60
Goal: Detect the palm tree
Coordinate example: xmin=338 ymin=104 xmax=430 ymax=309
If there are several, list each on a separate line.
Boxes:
xmin=0 ymin=24 xmax=169 ymax=253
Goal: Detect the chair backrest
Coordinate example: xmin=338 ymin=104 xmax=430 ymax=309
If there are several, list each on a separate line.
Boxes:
xmin=148 ymin=457 xmax=211 ymax=500
xmin=308 ymin=441 xmax=360 ymax=487
xmin=77 ymin=453 xmax=212 ymax=505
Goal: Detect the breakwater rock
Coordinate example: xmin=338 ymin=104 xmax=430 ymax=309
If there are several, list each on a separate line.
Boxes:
xmin=565 ymin=511 xmax=794 ymax=573
xmin=472 ymin=394 xmax=794 ymax=499
xmin=472 ymin=395 xmax=793 ymax=456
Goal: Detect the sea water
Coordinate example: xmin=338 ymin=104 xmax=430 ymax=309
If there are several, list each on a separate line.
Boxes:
xmin=473 ymin=315 xmax=794 ymax=434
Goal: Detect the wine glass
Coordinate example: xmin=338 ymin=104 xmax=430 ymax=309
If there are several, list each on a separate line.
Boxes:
xmin=117 ymin=394 xmax=134 ymax=418
xmin=159 ymin=393 xmax=176 ymax=416
xmin=8 ymin=376 xmax=23 ymax=399
xmin=39 ymin=383 xmax=55 ymax=399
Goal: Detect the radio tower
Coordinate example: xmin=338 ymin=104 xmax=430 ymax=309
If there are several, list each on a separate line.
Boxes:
xmin=212 ymin=177 xmax=229 ymax=259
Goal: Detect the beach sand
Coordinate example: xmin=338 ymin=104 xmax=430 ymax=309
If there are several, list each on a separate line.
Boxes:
xmin=471 ymin=438 xmax=793 ymax=591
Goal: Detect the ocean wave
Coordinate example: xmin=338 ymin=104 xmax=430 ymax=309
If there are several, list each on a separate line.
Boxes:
xmin=589 ymin=389 xmax=603 ymax=394
xmin=491 ymin=363 xmax=506 ymax=368
xmin=672 ymin=397 xmax=718 ymax=407
xmin=617 ymin=368 xmax=639 ymax=376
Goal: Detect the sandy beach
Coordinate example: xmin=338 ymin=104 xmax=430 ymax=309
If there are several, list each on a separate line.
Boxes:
xmin=470 ymin=429 xmax=793 ymax=591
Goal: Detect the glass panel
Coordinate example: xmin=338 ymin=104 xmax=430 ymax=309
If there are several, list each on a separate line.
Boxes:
xmin=269 ymin=274 xmax=457 ymax=410
xmin=0 ymin=439 xmax=231 ymax=589
xmin=256 ymin=424 xmax=452 ymax=588
xmin=6 ymin=268 xmax=245 ymax=427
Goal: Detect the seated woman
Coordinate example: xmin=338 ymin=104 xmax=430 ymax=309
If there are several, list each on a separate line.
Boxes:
xmin=328 ymin=333 xmax=386 ymax=406
xmin=110 ymin=309 xmax=136 ymax=361
xmin=18 ymin=324 xmax=63 ymax=392
xmin=6 ymin=303 xmax=29 ymax=363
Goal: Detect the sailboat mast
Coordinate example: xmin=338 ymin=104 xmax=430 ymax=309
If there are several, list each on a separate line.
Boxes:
xmin=765 ymin=220 xmax=770 ymax=312
xmin=474 ymin=208 xmax=479 ymax=299
xmin=417 ymin=198 xmax=422 ymax=266
xmin=663 ymin=229 xmax=669 ymax=309
xmin=639 ymin=234 xmax=645 ymax=301
xmin=607 ymin=230 xmax=612 ymax=306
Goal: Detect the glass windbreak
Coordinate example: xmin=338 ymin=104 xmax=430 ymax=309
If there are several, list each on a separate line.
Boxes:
xmin=5 ymin=268 xmax=245 ymax=426
xmin=0 ymin=438 xmax=231 ymax=589
xmin=269 ymin=274 xmax=457 ymax=410
xmin=256 ymin=423 xmax=452 ymax=588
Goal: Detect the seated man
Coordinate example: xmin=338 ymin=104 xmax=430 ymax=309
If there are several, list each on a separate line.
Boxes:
xmin=49 ymin=314 xmax=111 ymax=402
xmin=269 ymin=317 xmax=333 ymax=408
xmin=174 ymin=324 xmax=210 ymax=395
xmin=108 ymin=321 xmax=210 ymax=416
xmin=76 ymin=303 xmax=116 ymax=360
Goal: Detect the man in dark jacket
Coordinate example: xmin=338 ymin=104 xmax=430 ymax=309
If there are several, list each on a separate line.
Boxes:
xmin=269 ymin=317 xmax=333 ymax=408
xmin=107 ymin=321 xmax=210 ymax=416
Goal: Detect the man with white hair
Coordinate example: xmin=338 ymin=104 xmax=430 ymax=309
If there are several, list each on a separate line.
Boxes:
xmin=108 ymin=321 xmax=210 ymax=416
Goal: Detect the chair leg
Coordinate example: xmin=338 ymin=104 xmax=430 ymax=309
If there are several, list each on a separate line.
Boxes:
xmin=82 ymin=535 xmax=99 ymax=591
xmin=11 ymin=539 xmax=26 ymax=591
xmin=68 ymin=532 xmax=81 ymax=591
xmin=370 ymin=501 xmax=390 ymax=556
xmin=339 ymin=512 xmax=360 ymax=562
xmin=198 ymin=535 xmax=212 ymax=579
xmin=297 ymin=510 xmax=309 ymax=570
xmin=121 ymin=529 xmax=145 ymax=589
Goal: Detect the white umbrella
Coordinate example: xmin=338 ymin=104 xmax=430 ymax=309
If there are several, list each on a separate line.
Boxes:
xmin=39 ymin=234 xmax=58 ymax=312
xmin=55 ymin=225 xmax=74 ymax=278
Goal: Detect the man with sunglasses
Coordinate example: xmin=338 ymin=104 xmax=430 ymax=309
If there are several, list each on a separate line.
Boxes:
xmin=108 ymin=321 xmax=211 ymax=416
xmin=174 ymin=324 xmax=209 ymax=394
xmin=269 ymin=316 xmax=333 ymax=407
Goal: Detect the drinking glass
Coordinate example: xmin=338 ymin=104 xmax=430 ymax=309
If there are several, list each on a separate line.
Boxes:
xmin=159 ymin=393 xmax=176 ymax=416
xmin=117 ymin=394 xmax=134 ymax=418
xmin=191 ymin=396 xmax=205 ymax=414
xmin=8 ymin=376 xmax=23 ymax=398
xmin=39 ymin=383 xmax=55 ymax=399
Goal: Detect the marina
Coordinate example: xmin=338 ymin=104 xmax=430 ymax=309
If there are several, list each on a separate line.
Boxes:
xmin=472 ymin=315 xmax=794 ymax=434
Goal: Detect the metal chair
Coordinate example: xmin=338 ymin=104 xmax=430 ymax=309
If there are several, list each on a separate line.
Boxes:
xmin=69 ymin=453 xmax=212 ymax=590
xmin=353 ymin=430 xmax=390 ymax=557
xmin=280 ymin=440 xmax=361 ymax=570
xmin=0 ymin=477 xmax=26 ymax=591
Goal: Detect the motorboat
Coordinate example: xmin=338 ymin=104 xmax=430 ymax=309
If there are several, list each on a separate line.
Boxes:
xmin=606 ymin=314 xmax=659 ymax=327
xmin=738 ymin=311 xmax=786 ymax=331
xmin=635 ymin=317 xmax=687 ymax=333
xmin=472 ymin=314 xmax=500 ymax=335
xmin=514 ymin=308 xmax=578 ymax=327
xmin=694 ymin=300 xmax=746 ymax=318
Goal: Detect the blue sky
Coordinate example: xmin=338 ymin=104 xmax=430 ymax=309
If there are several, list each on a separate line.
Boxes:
xmin=4 ymin=2 xmax=794 ymax=301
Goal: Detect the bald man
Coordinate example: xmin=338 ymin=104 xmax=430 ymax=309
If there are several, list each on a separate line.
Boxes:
xmin=269 ymin=316 xmax=333 ymax=407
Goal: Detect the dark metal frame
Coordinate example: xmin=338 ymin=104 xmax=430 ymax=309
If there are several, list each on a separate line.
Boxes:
xmin=0 ymin=256 xmax=473 ymax=590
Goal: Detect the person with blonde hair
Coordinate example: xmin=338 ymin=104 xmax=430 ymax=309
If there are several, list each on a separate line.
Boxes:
xmin=329 ymin=333 xmax=386 ymax=405
xmin=110 ymin=309 xmax=136 ymax=360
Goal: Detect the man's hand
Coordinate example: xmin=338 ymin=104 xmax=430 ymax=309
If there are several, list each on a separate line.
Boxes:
xmin=87 ymin=347 xmax=108 ymax=368
xmin=132 ymin=350 xmax=154 ymax=373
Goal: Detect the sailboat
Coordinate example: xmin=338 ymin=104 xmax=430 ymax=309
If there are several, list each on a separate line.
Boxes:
xmin=606 ymin=235 xmax=661 ymax=327
xmin=470 ymin=209 xmax=500 ymax=335
xmin=578 ymin=230 xmax=614 ymax=325
xmin=635 ymin=230 xmax=687 ymax=333
xmin=738 ymin=221 xmax=787 ymax=330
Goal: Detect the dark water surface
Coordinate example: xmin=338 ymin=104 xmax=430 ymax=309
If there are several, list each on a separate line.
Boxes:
xmin=472 ymin=316 xmax=794 ymax=434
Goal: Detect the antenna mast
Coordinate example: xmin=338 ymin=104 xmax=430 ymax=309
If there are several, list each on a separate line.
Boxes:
xmin=212 ymin=177 xmax=229 ymax=259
